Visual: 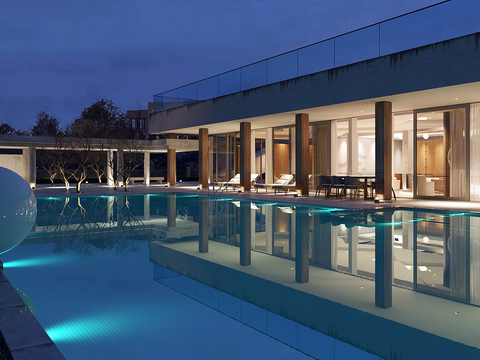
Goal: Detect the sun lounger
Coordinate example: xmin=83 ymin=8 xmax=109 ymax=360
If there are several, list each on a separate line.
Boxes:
xmin=227 ymin=173 xmax=260 ymax=191
xmin=254 ymin=174 xmax=294 ymax=193
xmin=273 ymin=175 xmax=312 ymax=194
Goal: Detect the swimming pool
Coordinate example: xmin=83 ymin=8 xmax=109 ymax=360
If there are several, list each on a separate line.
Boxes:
xmin=2 ymin=193 xmax=480 ymax=359
xmin=1 ymin=194 xmax=380 ymax=360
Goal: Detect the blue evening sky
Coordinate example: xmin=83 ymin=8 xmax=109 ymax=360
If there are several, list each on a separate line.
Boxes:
xmin=0 ymin=0 xmax=468 ymax=131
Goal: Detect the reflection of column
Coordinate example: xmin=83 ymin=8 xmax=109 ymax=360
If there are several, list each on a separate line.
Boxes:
xmin=375 ymin=102 xmax=393 ymax=200
xmin=348 ymin=227 xmax=358 ymax=275
xmin=167 ymin=194 xmax=176 ymax=243
xmin=199 ymin=198 xmax=208 ymax=253
xmin=167 ymin=133 xmax=176 ymax=187
xmin=312 ymin=213 xmax=332 ymax=268
xmin=144 ymin=151 xmax=150 ymax=185
xmin=107 ymin=150 xmax=113 ymax=186
xmin=289 ymin=212 xmax=296 ymax=258
xmin=296 ymin=113 xmax=309 ymax=196
xmin=375 ymin=211 xmax=394 ymax=308
xmin=295 ymin=209 xmax=309 ymax=283
xmin=240 ymin=122 xmax=252 ymax=191
xmin=443 ymin=215 xmax=451 ymax=288
xmin=402 ymin=211 xmax=414 ymax=250
xmin=348 ymin=118 xmax=358 ymax=175
xmin=144 ymin=195 xmax=150 ymax=220
xmin=265 ymin=205 xmax=273 ymax=254
xmin=107 ymin=196 xmax=114 ymax=222
xmin=199 ymin=128 xmax=209 ymax=189
xmin=444 ymin=112 xmax=451 ymax=197
xmin=116 ymin=196 xmax=125 ymax=228
xmin=240 ymin=201 xmax=251 ymax=266
xmin=265 ymin=128 xmax=274 ymax=184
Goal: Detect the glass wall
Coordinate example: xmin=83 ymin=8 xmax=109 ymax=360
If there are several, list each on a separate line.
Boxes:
xmin=415 ymin=107 xmax=467 ymax=199
xmin=254 ymin=130 xmax=266 ymax=183
xmin=209 ymin=133 xmax=238 ymax=182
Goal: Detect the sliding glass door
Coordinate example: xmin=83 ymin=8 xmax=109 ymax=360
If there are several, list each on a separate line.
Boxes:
xmin=414 ymin=106 xmax=468 ymax=199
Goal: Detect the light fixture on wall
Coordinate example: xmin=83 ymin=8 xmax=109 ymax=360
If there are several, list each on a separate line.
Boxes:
xmin=423 ymin=134 xmax=429 ymax=140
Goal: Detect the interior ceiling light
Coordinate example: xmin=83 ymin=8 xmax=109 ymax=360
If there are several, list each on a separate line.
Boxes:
xmin=423 ymin=134 xmax=429 ymax=139
xmin=419 ymin=117 xmax=428 ymax=120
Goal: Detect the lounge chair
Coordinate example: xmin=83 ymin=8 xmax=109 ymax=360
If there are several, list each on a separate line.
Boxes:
xmin=254 ymin=174 xmax=294 ymax=193
xmin=273 ymin=175 xmax=313 ymax=195
xmin=227 ymin=173 xmax=260 ymax=191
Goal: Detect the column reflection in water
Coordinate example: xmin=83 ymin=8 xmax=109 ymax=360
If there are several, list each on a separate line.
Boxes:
xmin=324 ymin=210 xmax=415 ymax=290
xmin=415 ymin=211 xmax=468 ymax=302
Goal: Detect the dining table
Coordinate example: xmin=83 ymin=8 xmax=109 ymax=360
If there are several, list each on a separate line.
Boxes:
xmin=348 ymin=175 xmax=375 ymax=200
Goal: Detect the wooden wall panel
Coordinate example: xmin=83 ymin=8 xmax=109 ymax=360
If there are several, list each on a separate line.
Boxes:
xmin=274 ymin=143 xmax=290 ymax=180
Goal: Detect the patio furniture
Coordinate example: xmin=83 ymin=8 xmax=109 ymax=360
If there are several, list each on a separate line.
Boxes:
xmin=273 ymin=175 xmax=312 ymax=195
xmin=254 ymin=174 xmax=294 ymax=193
xmin=330 ymin=176 xmax=346 ymax=198
xmin=315 ymin=175 xmax=332 ymax=198
xmin=345 ymin=176 xmax=364 ymax=200
xmin=227 ymin=173 xmax=260 ymax=191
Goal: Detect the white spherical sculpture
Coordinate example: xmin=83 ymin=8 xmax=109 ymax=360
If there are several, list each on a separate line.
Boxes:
xmin=0 ymin=167 xmax=37 ymax=254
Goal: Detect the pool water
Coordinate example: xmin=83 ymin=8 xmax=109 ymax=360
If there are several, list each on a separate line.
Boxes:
xmin=4 ymin=193 xmax=479 ymax=359
xmin=1 ymin=194 xmax=377 ymax=360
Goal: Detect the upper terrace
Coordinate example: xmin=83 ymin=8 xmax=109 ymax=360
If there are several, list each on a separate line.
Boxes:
xmin=152 ymin=1 xmax=480 ymax=115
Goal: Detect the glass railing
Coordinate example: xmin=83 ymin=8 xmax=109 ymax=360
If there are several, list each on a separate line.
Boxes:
xmin=153 ymin=1 xmax=480 ymax=112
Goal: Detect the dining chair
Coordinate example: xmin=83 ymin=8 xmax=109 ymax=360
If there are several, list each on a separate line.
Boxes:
xmin=315 ymin=175 xmax=332 ymax=198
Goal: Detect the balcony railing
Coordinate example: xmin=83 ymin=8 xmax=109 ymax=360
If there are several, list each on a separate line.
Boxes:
xmin=154 ymin=1 xmax=479 ymax=112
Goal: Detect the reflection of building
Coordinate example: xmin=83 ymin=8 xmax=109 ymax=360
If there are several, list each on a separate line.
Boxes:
xmin=149 ymin=2 xmax=480 ymax=202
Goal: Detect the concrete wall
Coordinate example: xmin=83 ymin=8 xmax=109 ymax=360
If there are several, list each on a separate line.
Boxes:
xmin=150 ymin=33 xmax=480 ymax=133
xmin=0 ymin=150 xmax=29 ymax=182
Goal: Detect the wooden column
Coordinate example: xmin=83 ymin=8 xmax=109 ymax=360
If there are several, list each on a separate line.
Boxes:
xmin=375 ymin=211 xmax=393 ymax=308
xmin=240 ymin=201 xmax=251 ymax=266
xmin=375 ymin=102 xmax=393 ymax=200
xmin=199 ymin=128 xmax=209 ymax=189
xmin=295 ymin=208 xmax=309 ymax=283
xmin=296 ymin=114 xmax=309 ymax=196
xmin=199 ymin=197 xmax=209 ymax=253
xmin=167 ymin=133 xmax=176 ymax=186
xmin=240 ymin=122 xmax=252 ymax=191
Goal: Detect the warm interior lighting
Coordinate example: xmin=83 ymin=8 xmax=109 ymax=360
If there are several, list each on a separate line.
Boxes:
xmin=423 ymin=134 xmax=429 ymax=139
xmin=419 ymin=117 xmax=428 ymax=120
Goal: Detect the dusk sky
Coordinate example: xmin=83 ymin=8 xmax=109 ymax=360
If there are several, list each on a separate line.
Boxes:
xmin=1 ymin=0 xmax=474 ymax=131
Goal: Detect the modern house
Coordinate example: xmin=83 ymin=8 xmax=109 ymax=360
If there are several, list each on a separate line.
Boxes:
xmin=149 ymin=2 xmax=480 ymax=202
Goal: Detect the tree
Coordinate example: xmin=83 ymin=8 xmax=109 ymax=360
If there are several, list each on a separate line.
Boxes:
xmin=67 ymin=99 xmax=133 ymax=139
xmin=31 ymin=111 xmax=62 ymax=137
xmin=115 ymin=138 xmax=145 ymax=192
xmin=0 ymin=122 xmax=28 ymax=136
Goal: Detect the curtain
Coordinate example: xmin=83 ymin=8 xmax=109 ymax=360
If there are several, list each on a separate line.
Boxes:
xmin=470 ymin=104 xmax=480 ymax=201
xmin=449 ymin=108 xmax=466 ymax=198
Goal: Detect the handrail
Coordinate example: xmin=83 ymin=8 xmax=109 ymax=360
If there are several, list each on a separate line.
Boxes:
xmin=208 ymin=178 xmax=229 ymax=214
xmin=153 ymin=1 xmax=464 ymax=112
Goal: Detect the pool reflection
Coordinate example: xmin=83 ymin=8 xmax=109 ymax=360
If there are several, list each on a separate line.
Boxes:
xmin=28 ymin=194 xmax=480 ymax=306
